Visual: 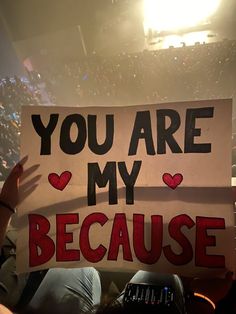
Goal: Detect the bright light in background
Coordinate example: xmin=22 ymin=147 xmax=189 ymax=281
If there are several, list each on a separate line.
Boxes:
xmin=161 ymin=31 xmax=211 ymax=49
xmin=143 ymin=0 xmax=222 ymax=33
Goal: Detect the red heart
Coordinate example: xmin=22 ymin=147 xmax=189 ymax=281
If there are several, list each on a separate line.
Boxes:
xmin=162 ymin=173 xmax=183 ymax=190
xmin=48 ymin=171 xmax=72 ymax=191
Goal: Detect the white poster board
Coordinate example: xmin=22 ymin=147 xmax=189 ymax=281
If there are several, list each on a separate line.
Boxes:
xmin=17 ymin=99 xmax=235 ymax=277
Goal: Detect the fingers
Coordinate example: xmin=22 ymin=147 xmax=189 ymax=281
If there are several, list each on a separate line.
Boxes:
xmin=19 ymin=183 xmax=39 ymax=205
xmin=19 ymin=155 xmax=28 ymax=166
xmin=12 ymin=155 xmax=28 ymax=177
xmin=4 ymin=156 xmax=28 ymax=183
xmin=19 ymin=167 xmax=41 ymax=204
xmin=20 ymin=175 xmax=41 ymax=192
xmin=0 ymin=157 xmax=40 ymax=208
xmin=21 ymin=164 xmax=40 ymax=182
xmin=10 ymin=163 xmax=23 ymax=178
xmin=10 ymin=156 xmax=40 ymax=182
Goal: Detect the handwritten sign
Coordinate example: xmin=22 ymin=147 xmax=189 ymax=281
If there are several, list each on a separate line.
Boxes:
xmin=17 ymin=99 xmax=235 ymax=277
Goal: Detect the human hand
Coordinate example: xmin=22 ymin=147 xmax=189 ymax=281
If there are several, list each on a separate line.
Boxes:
xmin=0 ymin=156 xmax=41 ymax=211
xmin=0 ymin=160 xmax=24 ymax=210
xmin=0 ymin=156 xmax=41 ymax=247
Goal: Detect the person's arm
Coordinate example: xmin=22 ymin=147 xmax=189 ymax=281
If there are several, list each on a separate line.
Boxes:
xmin=0 ymin=162 xmax=23 ymax=249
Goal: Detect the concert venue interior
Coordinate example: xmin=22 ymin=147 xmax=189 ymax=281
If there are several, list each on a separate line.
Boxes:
xmin=0 ymin=1 xmax=236 ymax=314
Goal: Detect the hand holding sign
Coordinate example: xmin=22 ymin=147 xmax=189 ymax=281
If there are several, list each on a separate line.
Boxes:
xmin=1 ymin=156 xmax=41 ymax=208
xmin=0 ymin=156 xmax=41 ymax=248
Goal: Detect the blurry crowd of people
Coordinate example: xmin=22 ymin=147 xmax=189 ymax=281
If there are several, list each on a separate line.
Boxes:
xmin=0 ymin=77 xmax=41 ymax=180
xmin=41 ymin=39 xmax=236 ymax=107
xmin=40 ymin=39 xmax=236 ymax=172
xmin=1 ymin=39 xmax=236 ymax=180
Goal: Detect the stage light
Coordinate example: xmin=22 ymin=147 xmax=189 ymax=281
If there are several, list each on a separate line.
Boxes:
xmin=143 ymin=0 xmax=221 ymax=33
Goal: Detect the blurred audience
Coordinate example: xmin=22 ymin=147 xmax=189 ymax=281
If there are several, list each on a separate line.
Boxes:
xmin=1 ymin=39 xmax=236 ymax=180
xmin=40 ymin=39 xmax=236 ymax=107
xmin=0 ymin=76 xmax=41 ymax=180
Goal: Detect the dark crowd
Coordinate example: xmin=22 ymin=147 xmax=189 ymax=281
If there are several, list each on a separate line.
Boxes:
xmin=1 ymin=39 xmax=236 ymax=180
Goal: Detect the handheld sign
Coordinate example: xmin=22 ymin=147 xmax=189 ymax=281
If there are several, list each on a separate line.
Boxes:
xmin=17 ymin=99 xmax=235 ymax=277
